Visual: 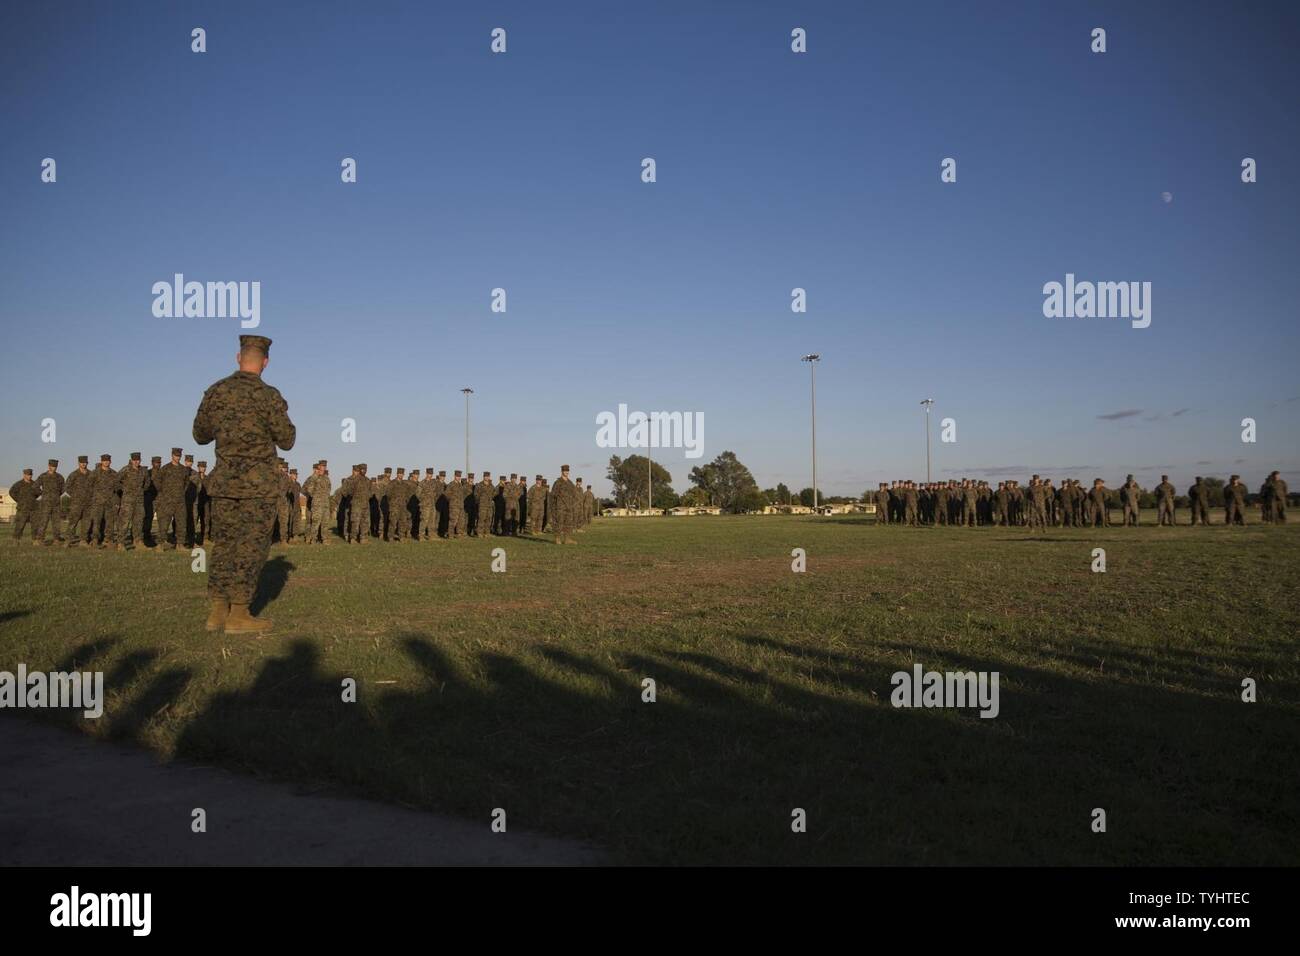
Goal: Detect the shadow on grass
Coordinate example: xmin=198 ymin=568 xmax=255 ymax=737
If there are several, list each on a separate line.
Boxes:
xmin=146 ymin=621 xmax=1300 ymax=866
xmin=250 ymin=556 xmax=295 ymax=615
xmin=20 ymin=550 xmax=1291 ymax=864
xmin=55 ymin=637 xmax=120 ymax=673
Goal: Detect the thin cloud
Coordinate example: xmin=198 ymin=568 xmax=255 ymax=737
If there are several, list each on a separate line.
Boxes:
xmin=1171 ymin=408 xmax=1191 ymax=417
xmin=1097 ymin=409 xmax=1143 ymax=421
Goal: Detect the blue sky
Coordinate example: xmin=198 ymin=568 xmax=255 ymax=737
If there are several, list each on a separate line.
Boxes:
xmin=3 ymin=1 xmax=1297 ymax=495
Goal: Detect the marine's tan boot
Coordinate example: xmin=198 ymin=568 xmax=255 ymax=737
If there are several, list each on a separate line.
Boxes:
xmin=224 ymin=603 xmax=272 ymax=635
xmin=205 ymin=597 xmax=229 ymax=632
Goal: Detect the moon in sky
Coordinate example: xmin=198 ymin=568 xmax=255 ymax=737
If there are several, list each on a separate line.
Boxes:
xmin=1161 ymin=191 xmax=1173 ymax=203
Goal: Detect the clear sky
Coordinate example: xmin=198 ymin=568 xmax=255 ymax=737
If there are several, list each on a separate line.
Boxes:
xmin=3 ymin=1 xmax=1297 ymax=496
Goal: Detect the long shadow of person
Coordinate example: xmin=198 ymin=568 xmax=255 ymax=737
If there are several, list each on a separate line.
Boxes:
xmin=108 ymin=666 xmax=194 ymax=741
xmin=175 ymin=639 xmax=358 ymax=775
xmin=250 ymin=556 xmax=295 ymax=616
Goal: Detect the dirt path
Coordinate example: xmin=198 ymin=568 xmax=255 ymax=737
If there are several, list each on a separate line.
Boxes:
xmin=0 ymin=717 xmax=603 ymax=866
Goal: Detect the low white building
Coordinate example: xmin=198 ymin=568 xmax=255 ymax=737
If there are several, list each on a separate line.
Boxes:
xmin=818 ymin=503 xmax=871 ymax=515
xmin=668 ymin=506 xmax=722 ymax=516
xmin=762 ymin=504 xmax=813 ymax=515
xmin=602 ymin=507 xmax=663 ymax=518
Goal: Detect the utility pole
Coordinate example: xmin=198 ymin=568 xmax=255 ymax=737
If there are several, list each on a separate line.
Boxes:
xmin=461 ymin=387 xmax=473 ymax=474
xmin=921 ymin=398 xmax=935 ymax=484
xmin=802 ymin=354 xmax=820 ymax=510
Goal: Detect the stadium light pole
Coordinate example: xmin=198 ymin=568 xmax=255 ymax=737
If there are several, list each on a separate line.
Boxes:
xmin=802 ymin=354 xmax=820 ymax=511
xmin=921 ymin=398 xmax=935 ymax=484
xmin=461 ymin=387 xmax=473 ymax=474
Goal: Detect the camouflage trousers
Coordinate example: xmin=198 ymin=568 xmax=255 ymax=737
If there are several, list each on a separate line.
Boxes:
xmin=348 ymin=501 xmax=369 ymax=541
xmin=34 ymin=505 xmax=62 ymax=543
xmin=208 ymin=496 xmax=277 ymax=602
xmin=195 ymin=500 xmax=211 ymax=543
xmin=119 ymin=498 xmax=146 ymax=547
xmin=276 ymin=499 xmax=291 ymax=542
xmin=387 ymin=502 xmax=408 ymax=541
xmin=156 ymin=497 xmax=187 ymax=548
xmin=1157 ymin=499 xmax=1176 ymax=525
xmin=64 ymin=498 xmax=92 ymax=542
xmin=447 ymin=506 xmax=465 ymax=538
xmin=87 ymin=500 xmax=117 ymax=544
xmin=417 ymin=499 xmax=436 ymax=538
xmin=1190 ymin=502 xmax=1208 ymax=524
xmin=306 ymin=506 xmax=331 ymax=544
xmin=551 ymin=507 xmax=576 ymax=535
xmin=12 ymin=508 xmax=36 ymax=540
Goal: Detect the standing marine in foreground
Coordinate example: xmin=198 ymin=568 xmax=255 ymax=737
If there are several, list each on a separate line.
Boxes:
xmin=192 ymin=335 xmax=296 ymax=635
xmin=549 ymin=465 xmax=580 ymax=544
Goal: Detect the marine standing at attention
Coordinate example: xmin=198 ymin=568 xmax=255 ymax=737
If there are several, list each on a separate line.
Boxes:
xmin=192 ymin=335 xmax=296 ymax=635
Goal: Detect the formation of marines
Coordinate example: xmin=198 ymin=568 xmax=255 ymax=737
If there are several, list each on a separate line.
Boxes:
xmin=7 ymin=457 xmax=601 ymax=549
xmin=305 ymin=461 xmax=599 ymax=546
xmin=870 ymin=473 xmax=1289 ymax=528
xmin=9 ymin=449 xmax=207 ymax=550
xmin=2 ymin=332 xmax=1288 ymax=640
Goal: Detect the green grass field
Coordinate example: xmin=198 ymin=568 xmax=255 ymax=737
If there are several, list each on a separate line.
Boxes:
xmin=2 ymin=515 xmax=1298 ymax=865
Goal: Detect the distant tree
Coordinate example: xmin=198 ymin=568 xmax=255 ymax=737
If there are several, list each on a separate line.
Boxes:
xmin=606 ymin=455 xmax=626 ymax=504
xmin=733 ymin=488 xmax=768 ymax=513
xmin=654 ymin=485 xmax=681 ymax=510
xmin=680 ymin=487 xmax=711 ymax=508
xmin=797 ymin=487 xmax=825 ymax=507
xmin=775 ymin=482 xmax=792 ymax=505
xmin=687 ymin=463 xmax=719 ymax=506
xmin=608 ymin=454 xmax=673 ymax=508
xmin=689 ymin=451 xmax=760 ymax=513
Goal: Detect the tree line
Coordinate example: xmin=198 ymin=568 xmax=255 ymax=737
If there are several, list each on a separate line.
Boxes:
xmin=606 ymin=452 xmax=838 ymax=513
